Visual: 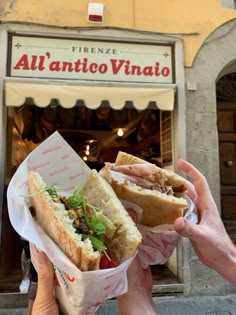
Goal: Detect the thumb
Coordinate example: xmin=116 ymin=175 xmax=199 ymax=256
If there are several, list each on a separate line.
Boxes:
xmin=32 ymin=251 xmax=58 ymax=315
xmin=174 ymin=217 xmax=198 ymax=240
xmin=37 ymin=250 xmax=54 ymax=281
xmin=35 ymin=251 xmax=55 ymax=300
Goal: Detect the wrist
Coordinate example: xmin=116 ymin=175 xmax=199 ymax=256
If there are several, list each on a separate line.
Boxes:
xmin=117 ymin=289 xmax=157 ymax=315
xmin=36 ymin=277 xmax=54 ymax=296
xmin=215 ymin=242 xmax=236 ymax=285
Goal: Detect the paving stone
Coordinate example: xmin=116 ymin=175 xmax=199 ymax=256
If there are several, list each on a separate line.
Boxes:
xmin=1 ymin=294 xmax=236 ymax=315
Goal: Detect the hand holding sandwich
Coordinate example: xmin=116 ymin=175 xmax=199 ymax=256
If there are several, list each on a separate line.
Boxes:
xmin=31 ymin=250 xmax=157 ymax=315
xmin=113 ymin=156 xmax=236 ymax=285
xmin=32 ymin=248 xmax=59 ymax=315
xmin=174 ymin=159 xmax=236 ymax=285
xmin=117 ymin=255 xmax=157 ymax=315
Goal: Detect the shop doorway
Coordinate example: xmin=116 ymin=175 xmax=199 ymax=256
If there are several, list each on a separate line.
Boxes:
xmin=217 ymin=73 xmax=236 ymax=242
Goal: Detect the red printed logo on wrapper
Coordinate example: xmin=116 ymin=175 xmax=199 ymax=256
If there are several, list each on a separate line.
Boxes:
xmin=49 ymin=166 xmax=69 ymax=176
xmin=42 ymin=146 xmax=62 ymax=154
xmin=64 ymin=271 xmax=75 ymax=283
xmin=30 ymin=161 xmax=50 ymax=171
xmin=53 ymin=265 xmax=75 ymax=288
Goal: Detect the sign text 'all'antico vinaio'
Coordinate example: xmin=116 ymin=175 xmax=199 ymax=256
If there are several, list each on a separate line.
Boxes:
xmin=9 ymin=35 xmax=174 ymax=84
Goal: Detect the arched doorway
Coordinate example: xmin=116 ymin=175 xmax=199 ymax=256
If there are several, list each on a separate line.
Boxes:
xmin=216 ymin=72 xmax=236 ymax=242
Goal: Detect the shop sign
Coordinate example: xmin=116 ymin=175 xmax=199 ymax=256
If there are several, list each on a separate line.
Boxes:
xmin=8 ymin=35 xmax=174 ymax=84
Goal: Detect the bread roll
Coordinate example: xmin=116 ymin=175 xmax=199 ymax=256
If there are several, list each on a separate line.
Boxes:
xmin=28 ymin=169 xmax=142 ymax=271
xmin=115 ymin=151 xmax=187 ymax=194
xmin=100 ymin=152 xmax=188 ymax=227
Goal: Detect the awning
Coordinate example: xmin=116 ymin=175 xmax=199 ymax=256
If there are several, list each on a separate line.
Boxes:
xmin=4 ymin=79 xmax=176 ymax=111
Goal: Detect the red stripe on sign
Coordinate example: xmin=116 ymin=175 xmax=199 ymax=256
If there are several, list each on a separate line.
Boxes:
xmin=89 ymin=14 xmax=103 ymax=22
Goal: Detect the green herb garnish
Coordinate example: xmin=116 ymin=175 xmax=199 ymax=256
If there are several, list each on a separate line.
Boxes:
xmin=90 ymin=216 xmax=106 ymax=235
xmin=82 ymin=234 xmax=107 ymax=253
xmin=21 ymin=183 xmax=108 ymax=254
xmin=68 ymin=193 xmax=84 ymax=209
xmin=45 ymin=186 xmax=59 ymax=201
xmin=20 ymin=185 xmax=65 ymax=200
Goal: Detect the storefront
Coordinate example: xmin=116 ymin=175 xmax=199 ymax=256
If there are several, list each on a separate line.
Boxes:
xmin=1 ymin=5 xmax=236 ymax=314
xmin=0 ymin=23 xmax=186 ymax=295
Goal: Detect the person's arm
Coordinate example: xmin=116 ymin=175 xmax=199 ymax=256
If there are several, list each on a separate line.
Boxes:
xmin=174 ymin=159 xmax=236 ymax=285
xmin=117 ymin=255 xmax=157 ymax=315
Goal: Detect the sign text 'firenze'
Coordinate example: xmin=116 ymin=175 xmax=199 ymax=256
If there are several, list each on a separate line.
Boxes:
xmin=9 ymin=36 xmax=174 ymax=84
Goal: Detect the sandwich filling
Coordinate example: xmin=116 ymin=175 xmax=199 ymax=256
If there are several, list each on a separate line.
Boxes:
xmin=100 ymin=163 xmax=188 ymax=226
xmin=28 ymin=185 xmax=116 ymax=255
xmin=109 ymin=169 xmax=174 ymax=196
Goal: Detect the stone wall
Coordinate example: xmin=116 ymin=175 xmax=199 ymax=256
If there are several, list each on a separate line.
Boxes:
xmin=184 ymin=19 xmax=236 ymax=296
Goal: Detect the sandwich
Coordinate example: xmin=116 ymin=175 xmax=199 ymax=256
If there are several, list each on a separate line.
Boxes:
xmin=27 ymin=169 xmax=142 ymax=271
xmin=99 ymin=151 xmax=188 ymax=227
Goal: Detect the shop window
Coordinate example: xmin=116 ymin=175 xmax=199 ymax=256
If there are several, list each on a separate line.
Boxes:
xmin=9 ymin=104 xmax=162 ymax=168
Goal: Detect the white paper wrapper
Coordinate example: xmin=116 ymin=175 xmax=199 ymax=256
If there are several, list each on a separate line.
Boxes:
xmin=7 ymin=131 xmax=135 ymax=315
xmin=121 ymin=196 xmax=198 ymax=269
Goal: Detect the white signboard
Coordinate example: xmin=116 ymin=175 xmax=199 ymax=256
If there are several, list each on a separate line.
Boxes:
xmin=8 ymin=35 xmax=174 ymax=84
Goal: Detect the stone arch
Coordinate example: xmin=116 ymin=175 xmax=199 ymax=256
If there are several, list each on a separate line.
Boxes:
xmin=191 ymin=18 xmax=236 ymax=80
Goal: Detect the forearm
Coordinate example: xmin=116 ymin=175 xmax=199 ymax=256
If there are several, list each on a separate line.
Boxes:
xmin=117 ymin=289 xmax=157 ymax=315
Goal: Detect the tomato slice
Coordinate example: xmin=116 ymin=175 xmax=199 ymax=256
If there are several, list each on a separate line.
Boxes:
xmin=110 ymin=257 xmax=119 ymax=268
xmin=99 ymin=255 xmax=119 ymax=269
xmin=86 ymin=206 xmax=92 ymax=214
xmin=100 ymin=255 xmax=110 ymax=269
